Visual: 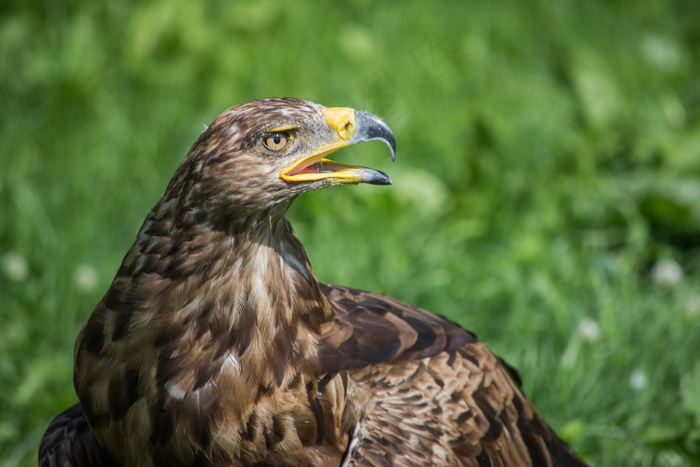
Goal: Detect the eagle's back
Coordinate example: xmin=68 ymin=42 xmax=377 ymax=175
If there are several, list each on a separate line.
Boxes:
xmin=320 ymin=284 xmax=586 ymax=467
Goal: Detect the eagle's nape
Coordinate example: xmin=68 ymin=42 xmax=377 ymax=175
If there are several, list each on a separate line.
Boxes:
xmin=40 ymin=97 xmax=587 ymax=466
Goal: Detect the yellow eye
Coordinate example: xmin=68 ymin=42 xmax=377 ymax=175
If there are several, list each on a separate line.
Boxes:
xmin=263 ymin=132 xmax=290 ymax=151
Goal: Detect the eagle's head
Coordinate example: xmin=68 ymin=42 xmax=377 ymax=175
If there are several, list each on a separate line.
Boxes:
xmin=165 ymin=97 xmax=396 ymax=224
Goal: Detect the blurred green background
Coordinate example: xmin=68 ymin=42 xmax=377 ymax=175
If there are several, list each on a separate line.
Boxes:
xmin=2 ymin=0 xmax=700 ymax=465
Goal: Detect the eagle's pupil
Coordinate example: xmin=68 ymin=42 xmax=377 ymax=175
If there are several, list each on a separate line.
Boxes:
xmin=273 ymin=134 xmax=282 ymax=144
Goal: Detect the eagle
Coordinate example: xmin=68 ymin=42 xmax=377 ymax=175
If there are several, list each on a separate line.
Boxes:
xmin=40 ymin=98 xmax=587 ymax=466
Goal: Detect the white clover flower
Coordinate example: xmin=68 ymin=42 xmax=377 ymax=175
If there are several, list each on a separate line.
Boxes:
xmin=74 ymin=264 xmax=99 ymax=294
xmin=577 ymin=318 xmax=601 ymax=343
xmin=651 ymin=259 xmax=683 ymax=288
xmin=630 ymin=370 xmax=647 ymax=391
xmin=2 ymin=251 xmax=29 ymax=282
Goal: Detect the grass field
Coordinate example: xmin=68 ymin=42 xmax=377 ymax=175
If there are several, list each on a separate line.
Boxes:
xmin=2 ymin=0 xmax=700 ymax=465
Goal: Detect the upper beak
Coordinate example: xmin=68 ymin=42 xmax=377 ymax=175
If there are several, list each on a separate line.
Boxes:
xmin=279 ymin=107 xmax=396 ymax=186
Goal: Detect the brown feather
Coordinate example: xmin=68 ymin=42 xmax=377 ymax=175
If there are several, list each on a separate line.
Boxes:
xmin=40 ymin=98 xmax=586 ymax=466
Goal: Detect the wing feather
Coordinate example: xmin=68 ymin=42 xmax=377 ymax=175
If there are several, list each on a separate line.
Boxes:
xmin=39 ymin=404 xmax=116 ymax=467
xmin=321 ymin=284 xmax=586 ymax=467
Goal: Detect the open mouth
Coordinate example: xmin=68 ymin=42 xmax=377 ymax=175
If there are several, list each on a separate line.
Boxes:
xmin=280 ymin=145 xmax=359 ymax=182
xmin=288 ymin=158 xmax=351 ymax=176
xmin=280 ymin=148 xmax=391 ymax=186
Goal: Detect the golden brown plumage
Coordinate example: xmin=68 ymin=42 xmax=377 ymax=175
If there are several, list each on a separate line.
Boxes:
xmin=40 ymin=98 xmax=587 ymax=466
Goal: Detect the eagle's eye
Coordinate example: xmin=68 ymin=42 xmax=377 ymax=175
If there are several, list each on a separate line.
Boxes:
xmin=264 ymin=132 xmax=290 ymax=151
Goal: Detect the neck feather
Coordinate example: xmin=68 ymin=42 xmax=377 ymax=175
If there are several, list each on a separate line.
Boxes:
xmin=98 ymin=200 xmax=333 ymax=388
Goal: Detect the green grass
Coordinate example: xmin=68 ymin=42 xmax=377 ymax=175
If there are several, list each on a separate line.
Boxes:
xmin=3 ymin=0 xmax=700 ymax=465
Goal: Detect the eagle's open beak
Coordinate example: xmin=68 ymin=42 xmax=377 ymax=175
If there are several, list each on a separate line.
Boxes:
xmin=279 ymin=108 xmax=396 ymax=186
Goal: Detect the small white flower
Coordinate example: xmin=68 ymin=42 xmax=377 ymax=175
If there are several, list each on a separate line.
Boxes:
xmin=577 ymin=318 xmax=601 ymax=343
xmin=641 ymin=34 xmax=680 ymax=72
xmin=683 ymin=294 xmax=700 ymax=319
xmin=630 ymin=370 xmax=647 ymax=391
xmin=1 ymin=251 xmax=29 ymax=282
xmin=651 ymin=259 xmax=683 ymax=288
xmin=73 ymin=264 xmax=99 ymax=294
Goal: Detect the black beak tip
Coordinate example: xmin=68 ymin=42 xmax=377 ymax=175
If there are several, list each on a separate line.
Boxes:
xmin=367 ymin=169 xmax=392 ymax=186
